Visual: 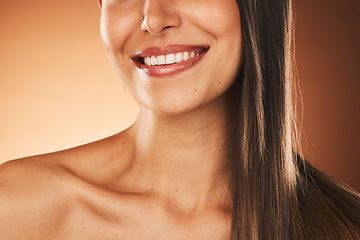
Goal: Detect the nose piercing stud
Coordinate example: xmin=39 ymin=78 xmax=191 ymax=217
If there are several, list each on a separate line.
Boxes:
xmin=141 ymin=16 xmax=144 ymax=20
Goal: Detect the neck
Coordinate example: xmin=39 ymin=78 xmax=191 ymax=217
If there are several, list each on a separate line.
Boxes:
xmin=127 ymin=95 xmax=232 ymax=210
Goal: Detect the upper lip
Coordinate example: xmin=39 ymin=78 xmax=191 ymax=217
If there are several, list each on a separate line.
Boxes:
xmin=133 ymin=45 xmax=210 ymax=58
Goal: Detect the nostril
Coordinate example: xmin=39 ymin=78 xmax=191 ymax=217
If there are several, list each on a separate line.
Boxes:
xmin=159 ymin=25 xmax=175 ymax=34
xmin=141 ymin=8 xmax=181 ymax=37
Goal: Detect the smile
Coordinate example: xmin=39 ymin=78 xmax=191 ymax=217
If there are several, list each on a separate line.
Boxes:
xmin=132 ymin=45 xmax=210 ymax=77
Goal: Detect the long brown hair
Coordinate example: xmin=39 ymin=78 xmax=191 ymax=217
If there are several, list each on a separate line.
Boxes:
xmin=227 ymin=0 xmax=360 ymax=238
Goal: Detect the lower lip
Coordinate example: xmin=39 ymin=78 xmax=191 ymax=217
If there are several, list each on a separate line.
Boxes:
xmin=133 ymin=52 xmax=208 ymax=77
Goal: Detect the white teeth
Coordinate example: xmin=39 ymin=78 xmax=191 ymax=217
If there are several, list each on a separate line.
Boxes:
xmin=157 ymin=55 xmax=166 ymax=65
xmin=183 ymin=52 xmax=190 ymax=61
xmin=151 ymin=56 xmax=157 ymax=65
xmin=175 ymin=52 xmax=183 ymax=63
xmin=166 ymin=53 xmax=175 ymax=64
xmin=145 ymin=57 xmax=150 ymax=66
xmin=144 ymin=51 xmax=201 ymax=66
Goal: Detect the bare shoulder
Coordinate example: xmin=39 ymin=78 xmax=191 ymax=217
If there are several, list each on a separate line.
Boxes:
xmin=0 ymin=155 xmax=73 ymax=239
xmin=0 ymin=153 xmax=69 ymax=199
xmin=0 ymin=130 xmax=134 ymax=239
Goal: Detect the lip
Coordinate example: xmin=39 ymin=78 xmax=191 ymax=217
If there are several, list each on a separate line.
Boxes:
xmin=132 ymin=45 xmax=210 ymax=77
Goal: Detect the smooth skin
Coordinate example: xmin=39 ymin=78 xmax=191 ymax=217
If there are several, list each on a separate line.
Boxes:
xmin=0 ymin=0 xmax=242 ymax=239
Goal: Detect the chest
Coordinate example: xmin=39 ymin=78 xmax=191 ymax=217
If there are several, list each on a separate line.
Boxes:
xmin=52 ymin=202 xmax=230 ymax=240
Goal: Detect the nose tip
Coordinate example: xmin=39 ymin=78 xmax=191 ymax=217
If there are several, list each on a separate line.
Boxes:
xmin=141 ymin=18 xmax=176 ymax=36
xmin=141 ymin=1 xmax=181 ymax=36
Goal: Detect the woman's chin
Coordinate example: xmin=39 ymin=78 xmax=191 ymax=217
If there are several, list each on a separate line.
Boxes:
xmin=141 ymin=104 xmax=195 ymax=118
xmin=138 ymin=94 xmax=226 ymax=120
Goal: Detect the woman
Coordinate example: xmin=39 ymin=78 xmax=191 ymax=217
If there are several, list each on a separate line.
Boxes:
xmin=0 ymin=0 xmax=359 ymax=239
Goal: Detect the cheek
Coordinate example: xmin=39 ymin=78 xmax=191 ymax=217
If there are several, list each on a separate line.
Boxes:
xmin=202 ymin=1 xmax=242 ymax=100
xmin=100 ymin=6 xmax=141 ymax=89
xmin=197 ymin=0 xmax=242 ymax=84
xmin=188 ymin=0 xmax=242 ymax=61
xmin=214 ymin=1 xmax=242 ymax=73
xmin=100 ymin=9 xmax=133 ymax=54
xmin=188 ymin=0 xmax=240 ymax=35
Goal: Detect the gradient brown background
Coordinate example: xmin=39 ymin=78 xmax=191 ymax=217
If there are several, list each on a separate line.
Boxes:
xmin=0 ymin=1 xmax=359 ymax=191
